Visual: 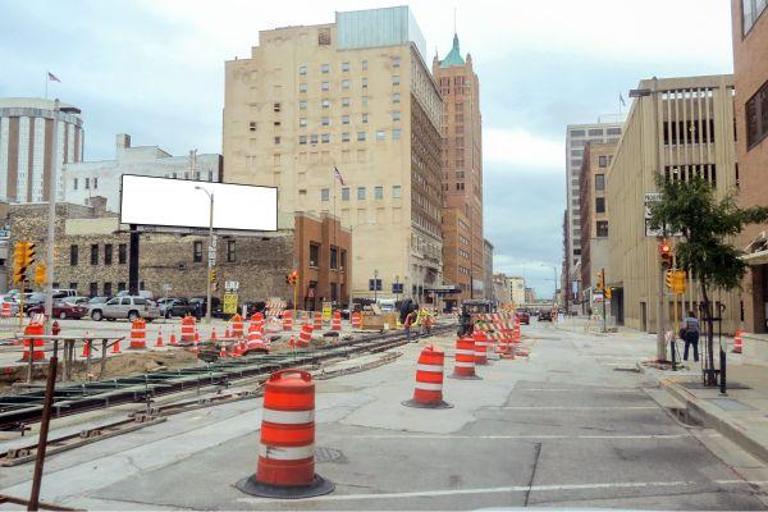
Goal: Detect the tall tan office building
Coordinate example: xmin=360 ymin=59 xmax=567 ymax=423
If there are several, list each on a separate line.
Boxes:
xmin=607 ymin=75 xmax=738 ymax=332
xmin=433 ymin=34 xmax=484 ymax=307
xmin=223 ymin=7 xmax=443 ymax=301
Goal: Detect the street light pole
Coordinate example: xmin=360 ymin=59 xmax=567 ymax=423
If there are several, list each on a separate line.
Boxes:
xmin=373 ymin=269 xmax=379 ymax=301
xmin=195 ymin=186 xmax=214 ymax=324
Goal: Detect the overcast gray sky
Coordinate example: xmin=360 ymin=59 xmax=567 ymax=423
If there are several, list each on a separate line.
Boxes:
xmin=0 ymin=0 xmax=734 ymax=297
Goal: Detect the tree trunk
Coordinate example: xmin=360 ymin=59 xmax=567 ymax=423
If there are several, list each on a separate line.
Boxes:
xmin=700 ymin=280 xmax=716 ymax=386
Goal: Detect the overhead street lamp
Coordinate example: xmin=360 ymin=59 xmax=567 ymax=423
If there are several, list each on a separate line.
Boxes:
xmin=195 ymin=186 xmax=214 ymax=324
xmin=45 ymin=99 xmax=81 ymax=334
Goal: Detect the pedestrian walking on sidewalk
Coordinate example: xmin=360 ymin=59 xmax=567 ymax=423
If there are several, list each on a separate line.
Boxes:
xmin=680 ymin=311 xmax=700 ymax=362
xmin=404 ymin=306 xmax=418 ymax=343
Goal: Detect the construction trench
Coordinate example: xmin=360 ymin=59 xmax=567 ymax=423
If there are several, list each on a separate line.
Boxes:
xmin=0 ymin=325 xmax=454 ymax=467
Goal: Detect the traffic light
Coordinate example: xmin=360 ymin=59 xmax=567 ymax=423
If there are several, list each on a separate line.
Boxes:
xmin=13 ymin=241 xmax=36 ymax=284
xmin=34 ymin=263 xmax=47 ymax=287
xmin=665 ymin=269 xmax=673 ymax=290
xmin=285 ymin=270 xmax=299 ymax=285
xmin=659 ymin=239 xmax=673 ymax=269
xmin=596 ymin=270 xmax=605 ymax=292
xmin=605 ymin=287 xmax=612 ymax=300
xmin=210 ymin=269 xmax=217 ymax=283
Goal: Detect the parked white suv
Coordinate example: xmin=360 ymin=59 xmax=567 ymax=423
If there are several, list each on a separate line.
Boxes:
xmin=89 ymin=296 xmax=160 ymax=321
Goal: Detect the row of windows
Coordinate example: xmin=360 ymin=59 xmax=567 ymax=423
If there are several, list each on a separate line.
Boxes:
xmin=596 ymin=220 xmax=609 ymax=238
xmin=70 ymin=243 xmax=127 ymax=266
xmin=570 ymin=127 xmax=622 ymax=138
xmin=663 ymin=119 xmax=716 ymax=145
xmin=59 ymin=281 xmax=132 ymax=297
xmin=298 ymin=75 xmax=400 ymax=93
xmin=746 ymin=79 xmax=768 ymax=149
xmin=192 ymin=240 xmax=237 ymax=263
xmin=72 ymin=177 xmax=98 ymax=191
xmin=317 ymin=185 xmax=402 ymax=201
xmin=297 ymin=57 xmax=398 ymax=76
xmin=308 ymin=243 xmax=347 ymax=269
xmin=663 ymin=164 xmax=718 ymax=187
xmin=295 ymin=128 xmax=402 ymax=145
xmin=163 ymin=171 xmax=215 ymax=181
xmin=298 ymin=111 xmax=401 ymax=128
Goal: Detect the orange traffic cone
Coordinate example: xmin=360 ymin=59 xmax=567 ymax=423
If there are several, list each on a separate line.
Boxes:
xmin=225 ymin=327 xmax=231 ymax=339
xmin=288 ymin=335 xmax=296 ymax=349
xmin=219 ymin=345 xmax=227 ymax=358
xmin=155 ymin=329 xmax=164 ymax=348
xmin=81 ymin=336 xmax=91 ymax=358
xmin=170 ymin=332 xmax=178 ymax=346
xmin=733 ymin=329 xmax=743 ymax=353
xmin=211 ymin=327 xmax=218 ymax=342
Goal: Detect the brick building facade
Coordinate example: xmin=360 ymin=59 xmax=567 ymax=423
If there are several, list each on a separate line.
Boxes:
xmin=3 ymin=199 xmax=351 ymax=307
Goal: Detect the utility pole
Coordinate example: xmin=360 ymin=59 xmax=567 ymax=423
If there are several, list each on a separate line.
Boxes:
xmin=195 ymin=186 xmax=214 ymax=324
xmin=373 ymin=269 xmax=379 ymax=302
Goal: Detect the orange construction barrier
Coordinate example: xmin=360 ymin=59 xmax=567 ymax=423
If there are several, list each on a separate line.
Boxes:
xmin=155 ymin=329 xmax=164 ymax=348
xmin=81 ymin=336 xmax=91 ymax=358
xmin=331 ymin=310 xmax=342 ymax=331
xmin=1 ymin=302 xmax=11 ymax=319
xmin=473 ymin=330 xmax=488 ymax=365
xmin=313 ymin=311 xmax=322 ymax=330
xmin=282 ymin=310 xmax=293 ymax=331
xmin=181 ymin=315 xmax=196 ymax=344
xmin=210 ymin=327 xmax=218 ymax=342
xmin=20 ymin=321 xmax=45 ymax=362
xmin=129 ymin=318 xmax=147 ymax=350
xmin=250 ymin=312 xmax=265 ymax=334
xmin=351 ymin=311 xmax=362 ymax=329
xmin=245 ymin=323 xmax=269 ymax=354
xmin=402 ymin=345 xmax=452 ymax=409
xmin=236 ymin=369 xmax=334 ymax=498
xmin=734 ymin=329 xmax=743 ymax=354
xmin=451 ymin=337 xmax=480 ymax=380
xmin=112 ymin=337 xmax=122 ymax=354
xmin=298 ymin=323 xmax=313 ymax=347
xmin=170 ymin=331 xmax=178 ymax=346
xmin=231 ymin=313 xmax=244 ymax=338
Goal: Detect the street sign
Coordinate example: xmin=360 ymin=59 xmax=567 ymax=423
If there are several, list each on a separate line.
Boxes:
xmin=223 ymin=293 xmax=238 ymax=315
xmin=225 ymin=280 xmax=239 ymax=292
xmin=593 ymin=292 xmax=604 ymax=302
xmin=644 ymin=192 xmax=663 ymax=237
xmin=322 ymin=303 xmax=332 ymax=321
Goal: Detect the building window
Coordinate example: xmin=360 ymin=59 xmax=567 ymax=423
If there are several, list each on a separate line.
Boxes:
xmin=392 ymin=75 xmax=400 ymax=86
xmin=376 ymin=129 xmax=386 ymax=141
xmin=299 ymin=100 xmax=307 ymax=110
xmin=595 ymin=197 xmax=606 ymax=213
xmin=85 ymin=177 xmax=90 ymax=189
xmin=309 ymin=243 xmax=320 ymax=267
xmin=392 ymin=111 xmax=401 ymax=122
xmin=746 ymin=79 xmax=768 ymax=149
xmin=596 ymin=220 xmax=609 ymax=238
xmin=342 ymin=79 xmax=350 ymax=90
xmin=392 ymin=185 xmax=401 ymax=199
xmin=73 ymin=178 xmax=78 ymax=190
xmin=392 ymin=56 xmax=401 ymax=68
xmin=357 ymin=131 xmax=366 ymax=141
xmin=392 ymin=128 xmax=401 ymax=140
xmin=374 ymin=186 xmax=383 ymax=199
xmin=362 ymin=96 xmax=369 ymax=107
xmin=342 ymin=187 xmax=350 ymax=200
xmin=104 ymin=244 xmax=113 ymax=265
xmin=90 ymin=244 xmax=98 ymax=265
xmin=273 ymin=102 xmax=281 ymax=112
xmin=320 ymin=63 xmax=330 ymax=74
xmin=362 ymin=77 xmax=368 ymax=89
xmin=321 ymin=188 xmax=330 ymax=201
xmin=357 ymin=187 xmax=366 ymax=200
xmin=299 ymin=64 xmax=307 ymax=75
xmin=456 ymin=182 xmax=465 ymax=191
xmin=341 ymin=115 xmax=350 ymax=125
xmin=598 ymin=155 xmax=608 ymax=167
xmin=89 ymin=282 xmax=98 ymax=297
xmin=342 ymin=97 xmax=351 ymax=107
xmin=117 ymin=282 xmax=126 ymax=292
xmin=362 ymin=59 xmax=368 ymax=71
xmin=330 ymin=246 xmax=338 ymax=269
xmin=70 ymin=244 xmax=78 ymax=266
xmin=595 ymin=174 xmax=605 ymax=191
xmin=103 ymin=282 xmax=112 ymax=296
xmin=393 ymin=92 xmax=401 ymax=104
xmin=743 ymin=0 xmax=768 ymax=35
xmin=321 ymin=116 xmax=330 ymax=127
xmin=67 ymin=282 xmax=77 ymax=291
xmin=341 ymin=61 xmax=350 ymax=72
xmin=274 ymin=136 xmax=281 ymax=145
xmin=321 ymin=81 xmax=330 ymax=91
xmin=193 ymin=241 xmax=203 ymax=262
xmin=299 ymin=83 xmax=308 ymax=93
xmin=607 ymin=127 xmax=621 ymax=136
xmin=588 ymin=128 xmax=603 ymax=137
xmin=318 ymin=27 xmax=331 ymax=45
xmin=227 ymin=240 xmax=236 ymax=262
xmin=118 ymin=243 xmax=127 ymax=264
xmin=341 ymin=132 xmax=351 ymax=142
xmin=299 ymin=135 xmax=307 ymax=145
xmin=321 ymin=99 xmax=330 ymax=109
xmin=321 ymin=133 xmax=330 ymax=143
xmin=361 ymin=113 xmax=368 ymax=124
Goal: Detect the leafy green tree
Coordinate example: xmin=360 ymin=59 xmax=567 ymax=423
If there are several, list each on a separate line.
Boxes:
xmin=649 ymin=174 xmax=768 ymax=381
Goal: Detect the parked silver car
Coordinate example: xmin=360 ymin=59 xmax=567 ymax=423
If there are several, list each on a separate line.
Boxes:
xmin=89 ymin=296 xmax=160 ymax=321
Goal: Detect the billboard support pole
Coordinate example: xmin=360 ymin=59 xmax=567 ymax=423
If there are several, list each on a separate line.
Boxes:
xmin=129 ymin=224 xmax=140 ymax=296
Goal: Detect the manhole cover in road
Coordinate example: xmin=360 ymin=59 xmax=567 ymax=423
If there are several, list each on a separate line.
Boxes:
xmin=315 ymin=446 xmax=347 ymax=464
xmin=703 ymin=397 xmax=756 ymax=411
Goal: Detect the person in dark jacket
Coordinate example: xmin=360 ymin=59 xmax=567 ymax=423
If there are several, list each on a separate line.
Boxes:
xmin=680 ymin=311 xmax=700 ymax=362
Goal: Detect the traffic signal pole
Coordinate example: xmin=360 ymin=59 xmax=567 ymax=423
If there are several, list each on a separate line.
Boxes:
xmin=44 ymin=99 xmax=60 ymax=334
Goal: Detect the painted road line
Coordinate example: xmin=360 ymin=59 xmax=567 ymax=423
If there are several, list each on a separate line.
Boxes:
xmin=238 ymin=479 xmax=768 ymax=503
xmin=498 ymin=406 xmax=658 ymax=410
xmin=322 ymin=433 xmax=716 ymax=440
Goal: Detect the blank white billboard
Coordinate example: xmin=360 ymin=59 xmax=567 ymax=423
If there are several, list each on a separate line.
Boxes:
xmin=119 ymin=175 xmax=277 ymax=231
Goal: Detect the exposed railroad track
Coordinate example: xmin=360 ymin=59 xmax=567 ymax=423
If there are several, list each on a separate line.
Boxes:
xmin=0 ymin=325 xmax=452 ymax=433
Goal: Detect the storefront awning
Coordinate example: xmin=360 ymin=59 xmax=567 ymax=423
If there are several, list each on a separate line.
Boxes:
xmin=742 ymin=249 xmax=768 ymax=266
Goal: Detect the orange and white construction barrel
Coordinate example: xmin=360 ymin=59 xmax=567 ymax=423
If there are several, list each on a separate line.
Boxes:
xmin=129 ymin=318 xmax=147 ymax=350
xmin=235 ymin=369 xmax=334 ymax=498
xmin=451 ymin=336 xmax=481 ymax=380
xmin=402 ymin=345 xmax=452 ymax=409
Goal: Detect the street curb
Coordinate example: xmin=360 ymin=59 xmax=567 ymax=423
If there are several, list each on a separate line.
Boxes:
xmin=655 ymin=374 xmax=768 ymax=465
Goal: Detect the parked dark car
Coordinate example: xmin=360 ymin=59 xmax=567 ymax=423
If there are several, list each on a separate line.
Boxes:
xmin=515 ymin=308 xmax=531 ymax=325
xmin=27 ymin=300 xmax=89 ymax=319
xmin=160 ymin=297 xmax=198 ymax=318
xmin=538 ymin=309 xmax=553 ymax=322
xmin=189 ymin=297 xmax=224 ymax=319
xmin=22 ymin=292 xmax=46 ymax=313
